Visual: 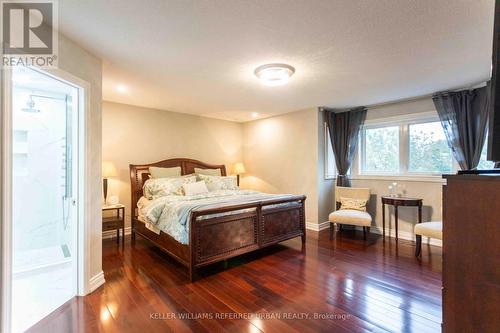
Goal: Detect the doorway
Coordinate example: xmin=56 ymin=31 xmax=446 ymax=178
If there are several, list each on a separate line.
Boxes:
xmin=4 ymin=66 xmax=84 ymax=333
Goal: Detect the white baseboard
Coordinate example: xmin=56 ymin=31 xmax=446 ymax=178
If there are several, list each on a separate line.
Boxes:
xmin=102 ymin=226 xmax=131 ymax=239
xmin=316 ymin=223 xmax=442 ymax=247
xmin=88 ymin=270 xmax=105 ymax=293
xmin=370 ymin=227 xmax=442 ymax=247
xmin=306 ymin=221 xmax=330 ymax=231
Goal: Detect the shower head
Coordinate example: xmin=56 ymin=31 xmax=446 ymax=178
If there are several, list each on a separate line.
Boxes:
xmin=22 ymin=96 xmax=40 ymax=113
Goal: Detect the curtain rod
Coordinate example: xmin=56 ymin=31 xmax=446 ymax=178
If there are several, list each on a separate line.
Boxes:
xmin=319 ymin=79 xmax=489 ymax=112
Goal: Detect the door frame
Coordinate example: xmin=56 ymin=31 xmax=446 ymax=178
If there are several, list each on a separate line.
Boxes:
xmin=1 ymin=66 xmax=91 ymax=333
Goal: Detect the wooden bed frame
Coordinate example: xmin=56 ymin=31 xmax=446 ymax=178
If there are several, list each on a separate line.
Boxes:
xmin=130 ymin=158 xmax=306 ymax=281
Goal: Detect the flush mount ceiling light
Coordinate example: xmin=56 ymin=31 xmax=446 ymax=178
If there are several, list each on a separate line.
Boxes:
xmin=254 ymin=63 xmax=295 ymax=86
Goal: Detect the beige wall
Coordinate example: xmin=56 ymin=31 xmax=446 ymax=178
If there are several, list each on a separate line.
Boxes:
xmin=241 ymin=108 xmax=319 ymax=223
xmin=351 ymin=178 xmax=443 ymax=239
xmin=365 ymin=97 xmax=435 ymax=121
xmin=102 ymin=101 xmax=244 ymax=228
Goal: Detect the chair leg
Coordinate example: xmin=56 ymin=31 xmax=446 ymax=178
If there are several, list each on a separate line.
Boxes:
xmin=415 ymin=235 xmax=422 ymax=257
xmin=363 ymin=226 xmax=366 ymax=240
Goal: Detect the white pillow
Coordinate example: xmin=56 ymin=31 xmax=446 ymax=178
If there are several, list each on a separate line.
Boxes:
xmin=183 ymin=181 xmax=209 ymax=196
xmin=198 ymin=174 xmax=238 ymax=191
xmin=194 ymin=167 xmax=222 ymax=176
xmin=148 ymin=166 xmax=182 ymax=178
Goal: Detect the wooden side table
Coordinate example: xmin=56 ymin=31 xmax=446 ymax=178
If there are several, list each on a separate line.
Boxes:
xmin=381 ymin=197 xmax=422 ymax=241
xmin=102 ymin=204 xmax=125 ymax=243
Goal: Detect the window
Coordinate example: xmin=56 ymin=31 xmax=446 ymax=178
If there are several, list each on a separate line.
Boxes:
xmin=362 ymin=126 xmax=399 ymax=173
xmin=324 ymin=124 xmax=337 ymax=179
xmin=408 ymin=122 xmax=453 ymax=173
xmin=477 ymin=136 xmax=495 ymax=170
xmin=358 ymin=113 xmax=454 ymax=176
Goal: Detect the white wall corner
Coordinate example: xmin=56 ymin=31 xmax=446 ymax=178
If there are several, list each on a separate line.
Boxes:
xmin=88 ymin=270 xmax=105 ymax=293
xmin=306 ymin=221 xmax=330 ymax=231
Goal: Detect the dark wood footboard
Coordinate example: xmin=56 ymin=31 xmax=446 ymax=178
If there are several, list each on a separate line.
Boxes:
xmin=188 ymin=196 xmax=306 ymax=281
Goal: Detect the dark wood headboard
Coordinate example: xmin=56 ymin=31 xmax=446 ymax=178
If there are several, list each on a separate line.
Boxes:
xmin=129 ymin=158 xmax=227 ymax=215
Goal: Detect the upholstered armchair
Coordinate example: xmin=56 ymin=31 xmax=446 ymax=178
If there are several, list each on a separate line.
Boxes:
xmin=329 ymin=187 xmax=372 ymax=240
xmin=414 ymin=221 xmax=442 ymax=257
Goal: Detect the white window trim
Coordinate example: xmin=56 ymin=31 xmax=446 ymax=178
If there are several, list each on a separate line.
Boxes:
xmin=324 ymin=122 xmax=337 ymax=180
xmin=353 ymin=111 xmax=459 ymax=181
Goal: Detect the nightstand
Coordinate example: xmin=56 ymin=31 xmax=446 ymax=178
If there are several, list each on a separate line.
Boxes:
xmin=102 ymin=204 xmax=125 ymax=243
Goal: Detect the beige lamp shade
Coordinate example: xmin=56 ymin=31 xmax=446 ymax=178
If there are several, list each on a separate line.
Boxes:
xmin=233 ymin=162 xmax=246 ymax=175
xmin=102 ymin=161 xmax=118 ymax=178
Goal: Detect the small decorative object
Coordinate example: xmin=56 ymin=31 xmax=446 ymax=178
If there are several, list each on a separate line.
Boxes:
xmin=388 ymin=182 xmax=398 ymax=197
xmin=233 ymin=162 xmax=246 ymax=186
xmin=397 ymin=183 xmax=407 ymax=197
xmin=108 ymin=195 xmax=119 ymax=205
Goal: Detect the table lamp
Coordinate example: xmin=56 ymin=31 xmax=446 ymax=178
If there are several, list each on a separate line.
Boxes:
xmin=233 ymin=162 xmax=246 ymax=186
xmin=102 ymin=161 xmax=118 ymax=205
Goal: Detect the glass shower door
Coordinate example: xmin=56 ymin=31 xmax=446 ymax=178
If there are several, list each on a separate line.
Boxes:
xmin=10 ymin=67 xmax=79 ymax=333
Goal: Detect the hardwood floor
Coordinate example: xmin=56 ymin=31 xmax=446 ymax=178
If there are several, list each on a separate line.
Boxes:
xmin=27 ymin=230 xmax=442 ymax=333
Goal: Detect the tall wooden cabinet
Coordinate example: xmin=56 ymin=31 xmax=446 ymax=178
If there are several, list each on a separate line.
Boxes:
xmin=442 ymin=174 xmax=500 ymax=332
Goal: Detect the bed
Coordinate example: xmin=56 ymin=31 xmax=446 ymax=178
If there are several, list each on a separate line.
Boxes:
xmin=130 ymin=158 xmax=306 ymax=281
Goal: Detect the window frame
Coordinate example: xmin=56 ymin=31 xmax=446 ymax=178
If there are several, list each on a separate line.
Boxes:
xmin=353 ymin=111 xmax=459 ymax=181
xmin=359 ymin=123 xmax=401 ymax=175
xmin=324 ymin=122 xmax=337 ymax=179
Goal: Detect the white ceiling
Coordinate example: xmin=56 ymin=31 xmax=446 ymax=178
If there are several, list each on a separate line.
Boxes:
xmin=59 ymin=0 xmax=494 ymax=122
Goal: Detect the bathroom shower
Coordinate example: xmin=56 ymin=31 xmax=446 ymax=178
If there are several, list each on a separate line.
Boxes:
xmin=21 ymin=96 xmax=40 ymax=113
xmin=21 ymin=93 xmax=73 ymax=231
xmin=22 ymin=94 xmax=68 ymax=113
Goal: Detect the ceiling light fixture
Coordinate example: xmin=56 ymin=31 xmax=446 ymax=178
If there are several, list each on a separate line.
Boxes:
xmin=254 ymin=63 xmax=295 ymax=86
xmin=115 ymin=84 xmax=128 ymax=93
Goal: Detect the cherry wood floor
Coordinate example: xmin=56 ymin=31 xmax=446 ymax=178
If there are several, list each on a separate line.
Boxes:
xmin=28 ymin=230 xmax=442 ymax=333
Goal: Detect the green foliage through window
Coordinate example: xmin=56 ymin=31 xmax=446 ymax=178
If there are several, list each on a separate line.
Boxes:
xmin=358 ymin=115 xmax=493 ymax=175
xmin=409 ymin=122 xmax=453 ymax=173
xmin=363 ymin=126 xmax=399 ymax=173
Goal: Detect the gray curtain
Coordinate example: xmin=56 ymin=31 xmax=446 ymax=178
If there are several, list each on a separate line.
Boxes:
xmin=432 ymin=84 xmax=490 ymax=170
xmin=324 ymin=107 xmax=367 ymax=186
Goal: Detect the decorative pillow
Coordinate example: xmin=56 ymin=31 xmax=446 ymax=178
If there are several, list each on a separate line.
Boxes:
xmin=194 ymin=168 xmax=222 ymax=176
xmin=143 ymin=176 xmax=196 ymax=199
xmin=149 ymin=166 xmax=182 ymax=178
xmin=198 ymin=174 xmax=238 ymax=191
xmin=183 ymin=181 xmax=209 ymax=196
xmin=339 ymin=197 xmax=368 ymax=212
